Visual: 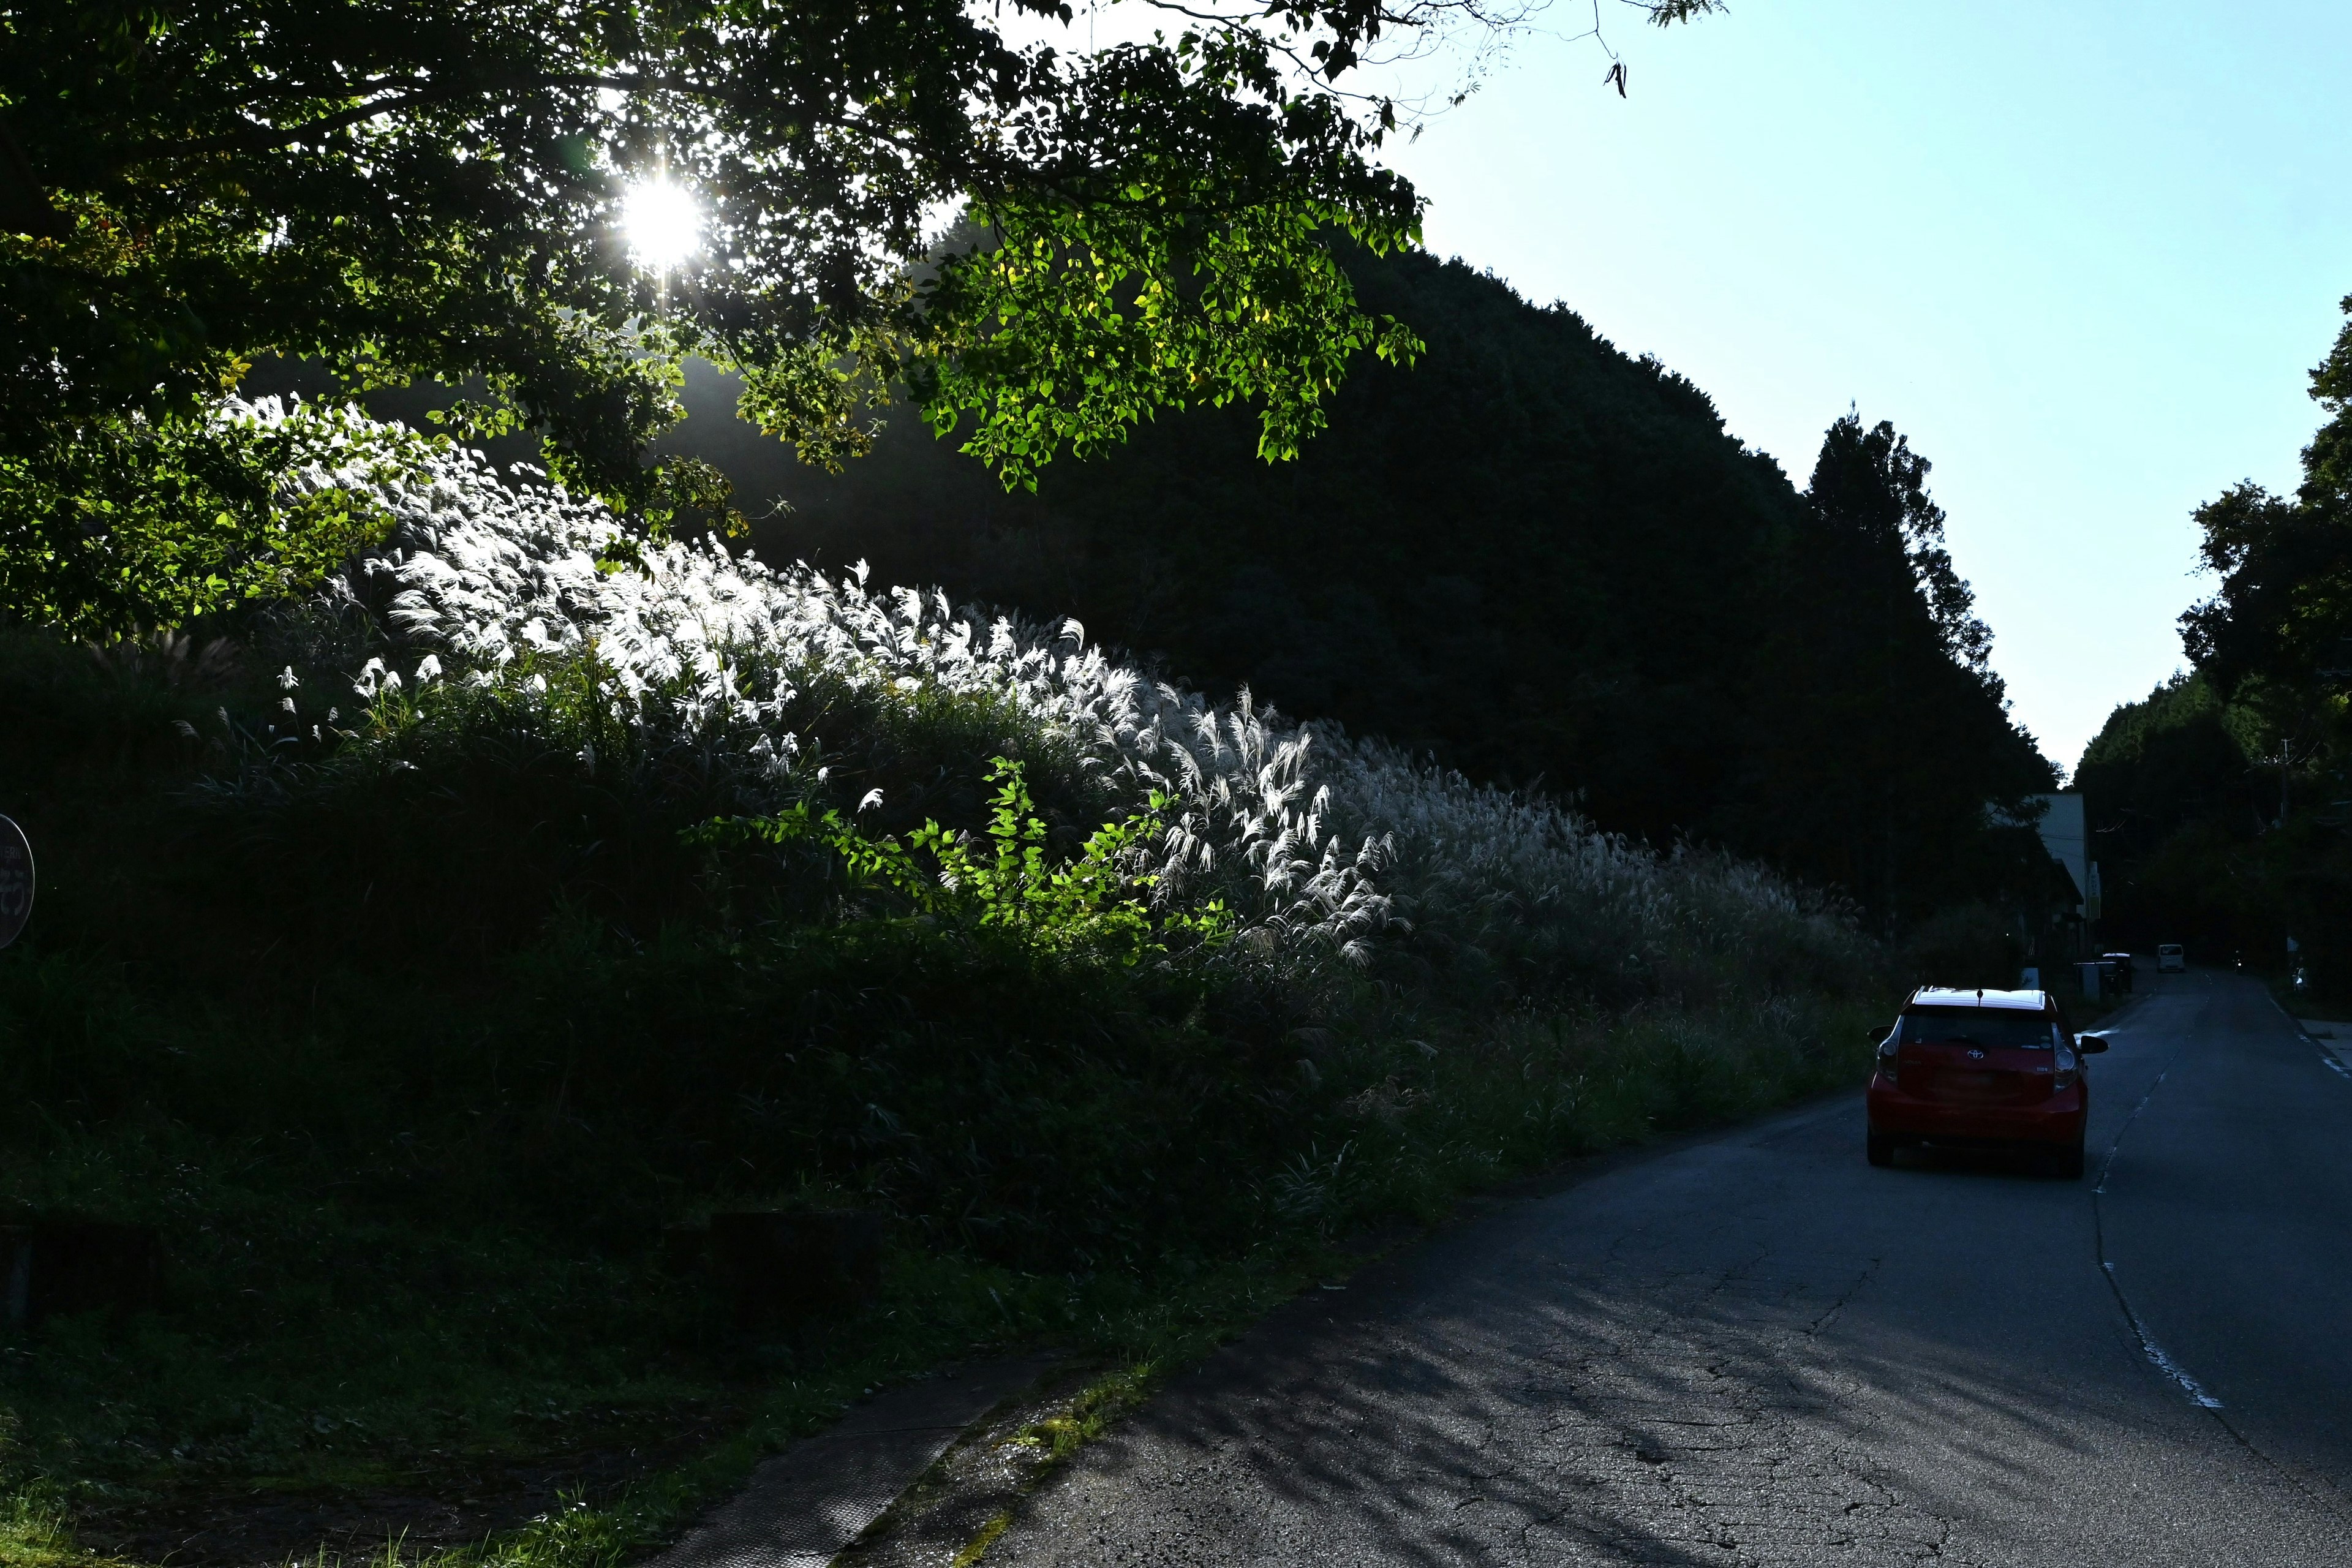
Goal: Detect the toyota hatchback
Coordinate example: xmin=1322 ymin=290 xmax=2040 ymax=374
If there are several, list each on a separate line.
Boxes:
xmin=1865 ymin=987 xmax=2109 ymax=1177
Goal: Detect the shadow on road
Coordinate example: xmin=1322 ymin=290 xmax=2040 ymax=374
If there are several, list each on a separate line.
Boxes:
xmin=1000 ymin=973 xmax=2352 ymax=1565
xmin=1008 ymin=1124 xmax=2137 ymax=1564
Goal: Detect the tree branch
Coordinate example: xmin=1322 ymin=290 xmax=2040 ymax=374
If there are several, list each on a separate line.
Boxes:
xmin=109 ymin=72 xmax=633 ymax=167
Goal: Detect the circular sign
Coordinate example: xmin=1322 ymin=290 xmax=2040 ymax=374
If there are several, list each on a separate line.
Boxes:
xmin=0 ymin=814 xmax=31 ymax=950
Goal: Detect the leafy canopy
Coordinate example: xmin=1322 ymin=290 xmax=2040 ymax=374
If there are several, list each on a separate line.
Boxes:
xmin=0 ymin=397 xmax=437 ymax=639
xmin=0 ymin=0 xmax=1717 ymax=633
xmin=2181 ymin=295 xmax=2352 ymax=707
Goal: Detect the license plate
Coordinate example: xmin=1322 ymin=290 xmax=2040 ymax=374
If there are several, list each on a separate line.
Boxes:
xmin=1937 ymin=1071 xmax=2005 ymax=1099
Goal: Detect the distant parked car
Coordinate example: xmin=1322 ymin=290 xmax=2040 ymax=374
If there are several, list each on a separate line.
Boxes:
xmin=2101 ymin=952 xmax=2135 ymax=993
xmin=2157 ymin=944 xmax=2185 ymax=973
xmin=1866 ymin=987 xmax=2110 ymax=1178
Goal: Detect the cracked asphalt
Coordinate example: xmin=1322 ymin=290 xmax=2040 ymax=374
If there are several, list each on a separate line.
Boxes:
xmin=989 ymin=968 xmax=2352 ymax=1565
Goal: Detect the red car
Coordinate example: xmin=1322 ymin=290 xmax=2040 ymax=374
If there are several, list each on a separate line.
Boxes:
xmin=1865 ymin=987 xmax=2111 ymax=1178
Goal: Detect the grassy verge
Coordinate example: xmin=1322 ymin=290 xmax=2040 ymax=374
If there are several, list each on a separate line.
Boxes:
xmin=0 ymin=624 xmax=1887 ymax=1568
xmin=0 ymin=978 xmax=1878 ymax=1568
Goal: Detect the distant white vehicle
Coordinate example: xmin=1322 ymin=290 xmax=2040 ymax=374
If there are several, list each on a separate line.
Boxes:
xmin=2158 ymin=944 xmax=2186 ymax=973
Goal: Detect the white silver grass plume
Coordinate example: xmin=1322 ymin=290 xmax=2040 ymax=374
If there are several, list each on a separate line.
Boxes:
xmin=238 ymin=398 xmax=1390 ymax=970
xmin=1324 ymin=740 xmax=1868 ymax=1000
xmin=239 ymin=398 xmax=1863 ymax=994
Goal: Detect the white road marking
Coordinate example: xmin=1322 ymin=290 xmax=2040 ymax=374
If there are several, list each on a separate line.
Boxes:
xmin=2264 ymin=995 xmax=2352 ymax=1078
xmin=2104 ymin=1262 xmax=2225 ymax=1408
xmin=2095 ymin=1071 xmax=2166 ymax=1196
xmin=2091 ymin=1063 xmax=2226 ymax=1409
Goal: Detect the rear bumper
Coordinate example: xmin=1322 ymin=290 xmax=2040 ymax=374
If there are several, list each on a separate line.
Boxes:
xmin=1867 ymin=1074 xmax=2085 ymax=1147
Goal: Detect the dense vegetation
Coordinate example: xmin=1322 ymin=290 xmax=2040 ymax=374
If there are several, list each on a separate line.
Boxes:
xmin=2075 ymin=671 xmax=2347 ymax=986
xmin=0 ymin=227 xmax=2094 ymax=1566
xmin=2077 ymin=298 xmax=2352 ymax=1002
xmin=620 ymin=248 xmax=2057 ymax=926
xmin=1 ymin=417 xmax=1887 ymax=1568
xmin=11 ymin=0 xmax=1678 ymax=630
xmin=0 ymin=13 xmax=2122 ymax=1568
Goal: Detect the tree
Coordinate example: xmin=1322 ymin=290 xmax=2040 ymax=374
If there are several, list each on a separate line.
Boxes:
xmin=2081 ymin=295 xmax=2352 ymax=995
xmin=2181 ymin=296 xmax=2352 ymax=706
xmin=1 ymin=0 xmax=1717 ymax=635
xmin=1725 ymin=412 xmax=2050 ymax=927
xmin=1803 ymin=411 xmax=1993 ymax=674
xmin=2177 ymin=295 xmax=2352 ymax=828
xmin=2075 ymin=672 xmax=2349 ymax=988
xmin=674 ymin=255 xmax=2055 ymax=913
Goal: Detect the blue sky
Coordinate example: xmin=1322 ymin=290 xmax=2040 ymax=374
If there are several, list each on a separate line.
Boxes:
xmin=1361 ymin=0 xmax=2351 ymax=772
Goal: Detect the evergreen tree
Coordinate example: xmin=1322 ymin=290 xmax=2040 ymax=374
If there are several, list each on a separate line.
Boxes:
xmin=653 ymin=252 xmax=2055 ymax=917
xmin=1725 ymin=413 xmax=2048 ymax=926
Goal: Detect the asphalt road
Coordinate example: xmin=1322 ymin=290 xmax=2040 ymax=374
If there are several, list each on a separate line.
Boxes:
xmin=992 ymin=968 xmax=2352 ymax=1566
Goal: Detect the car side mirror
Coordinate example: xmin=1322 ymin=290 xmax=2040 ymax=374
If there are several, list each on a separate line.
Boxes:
xmin=2076 ymin=1033 xmax=2111 ymax=1054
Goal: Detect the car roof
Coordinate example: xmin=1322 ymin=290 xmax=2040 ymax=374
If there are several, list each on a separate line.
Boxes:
xmin=1906 ymin=987 xmax=2051 ymax=1012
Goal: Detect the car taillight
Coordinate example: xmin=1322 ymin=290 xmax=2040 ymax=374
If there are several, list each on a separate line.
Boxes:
xmin=2053 ymin=1047 xmax=2079 ymax=1091
xmin=1877 ymin=1033 xmax=1900 ymax=1085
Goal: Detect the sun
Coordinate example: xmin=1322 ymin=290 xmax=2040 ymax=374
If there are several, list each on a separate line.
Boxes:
xmin=620 ymin=180 xmax=703 ymax=272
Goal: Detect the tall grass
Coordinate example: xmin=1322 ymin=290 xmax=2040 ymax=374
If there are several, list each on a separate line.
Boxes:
xmin=251 ymin=393 xmax=1867 ymax=1001
xmin=0 ymin=402 xmax=1887 ymax=1567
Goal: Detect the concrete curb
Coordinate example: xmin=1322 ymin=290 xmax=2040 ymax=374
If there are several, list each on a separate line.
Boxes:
xmin=648 ymin=1355 xmax=1062 ymax=1568
xmin=2293 ymin=1016 xmax=2352 ymax=1077
xmin=2265 ymin=993 xmax=2352 ymax=1079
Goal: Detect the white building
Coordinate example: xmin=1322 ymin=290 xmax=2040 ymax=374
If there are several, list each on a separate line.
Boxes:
xmin=2028 ymin=792 xmax=2088 ymax=917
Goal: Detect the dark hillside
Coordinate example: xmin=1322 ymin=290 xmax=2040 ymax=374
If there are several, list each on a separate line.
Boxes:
xmin=658 ymin=249 xmax=2051 ymax=915
xmin=0 ymin=464 xmax=1885 ymax=1561
xmin=713 ymin=254 xmax=1812 ymax=842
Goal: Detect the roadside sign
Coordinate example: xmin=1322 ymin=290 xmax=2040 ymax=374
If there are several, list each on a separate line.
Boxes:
xmin=0 ymin=815 xmax=31 ymax=949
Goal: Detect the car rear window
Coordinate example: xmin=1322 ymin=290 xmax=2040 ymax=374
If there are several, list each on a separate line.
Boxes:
xmin=1899 ymin=1008 xmax=2057 ymax=1050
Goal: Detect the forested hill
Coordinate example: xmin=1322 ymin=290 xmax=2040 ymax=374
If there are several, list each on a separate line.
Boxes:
xmin=671 ymin=251 xmax=2056 ymax=918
